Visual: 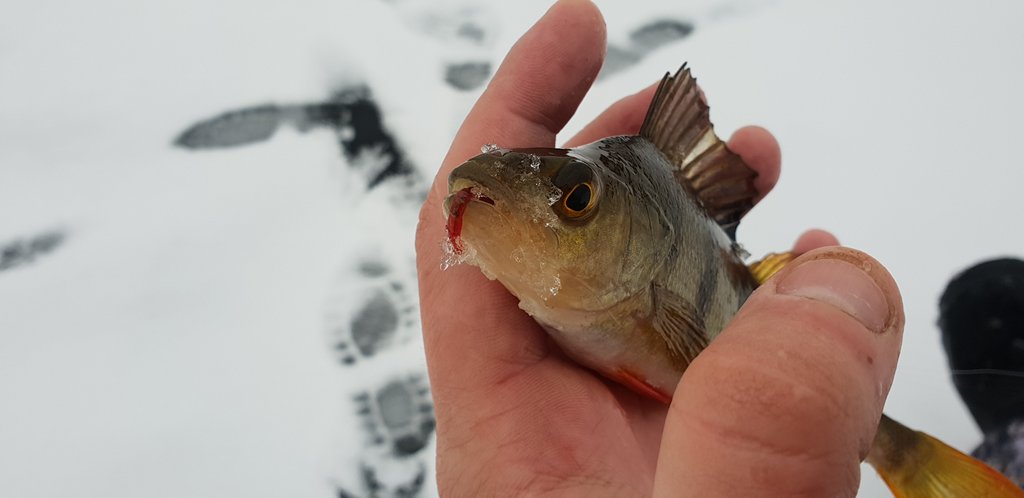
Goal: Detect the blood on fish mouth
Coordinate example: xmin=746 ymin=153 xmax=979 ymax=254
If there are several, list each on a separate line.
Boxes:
xmin=446 ymin=187 xmax=495 ymax=254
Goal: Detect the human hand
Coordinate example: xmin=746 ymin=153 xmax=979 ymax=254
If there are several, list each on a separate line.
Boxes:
xmin=415 ymin=1 xmax=905 ymax=496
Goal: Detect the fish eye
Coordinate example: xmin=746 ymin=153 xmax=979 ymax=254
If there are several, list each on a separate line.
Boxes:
xmin=563 ymin=182 xmax=594 ymax=217
xmin=553 ymin=161 xmax=599 ymax=219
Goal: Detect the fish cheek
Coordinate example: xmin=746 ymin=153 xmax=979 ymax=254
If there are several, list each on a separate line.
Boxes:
xmin=610 ymin=195 xmax=671 ymax=298
xmin=459 ymin=204 xmax=515 ymax=271
xmin=461 ymin=204 xmax=563 ymax=301
xmin=557 ymin=207 xmax=638 ymax=308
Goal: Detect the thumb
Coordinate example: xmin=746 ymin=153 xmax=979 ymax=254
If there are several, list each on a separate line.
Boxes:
xmin=653 ymin=247 xmax=905 ymax=497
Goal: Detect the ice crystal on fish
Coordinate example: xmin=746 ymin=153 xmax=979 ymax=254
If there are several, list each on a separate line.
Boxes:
xmin=733 ymin=242 xmax=750 ymax=260
xmin=546 ymin=185 xmax=563 ymax=206
xmin=548 ymin=274 xmax=561 ymax=298
xmin=440 ymin=238 xmax=475 ymax=270
xmin=527 ymin=154 xmax=541 ymax=171
xmin=511 ymin=247 xmax=526 ymax=264
xmin=481 ymin=143 xmax=500 ymax=154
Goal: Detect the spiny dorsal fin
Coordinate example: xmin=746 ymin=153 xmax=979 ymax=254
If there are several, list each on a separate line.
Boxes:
xmin=639 ymin=64 xmax=758 ymax=239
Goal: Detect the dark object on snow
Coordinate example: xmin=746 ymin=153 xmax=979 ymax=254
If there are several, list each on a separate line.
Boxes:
xmin=444 ymin=61 xmax=491 ymax=91
xmin=354 ymin=376 xmax=435 ymax=457
xmin=599 ymin=18 xmax=696 ymax=80
xmin=939 ymin=257 xmax=1024 ymax=487
xmin=940 ymin=258 xmax=1024 ymax=433
xmin=174 ymin=104 xmax=283 ymax=149
xmin=0 ymin=230 xmax=66 ymax=273
xmin=174 ymin=86 xmax=415 ymax=189
xmin=629 ymin=19 xmax=694 ymax=51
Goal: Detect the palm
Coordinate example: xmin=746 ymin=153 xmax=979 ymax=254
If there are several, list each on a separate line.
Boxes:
xmin=433 ymin=334 xmax=668 ymax=497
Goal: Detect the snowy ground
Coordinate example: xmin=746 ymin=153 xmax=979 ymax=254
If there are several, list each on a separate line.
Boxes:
xmin=1 ymin=0 xmax=1022 ymax=496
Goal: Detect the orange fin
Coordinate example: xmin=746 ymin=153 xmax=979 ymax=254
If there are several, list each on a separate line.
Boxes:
xmin=867 ymin=415 xmax=1024 ymax=498
xmin=748 ymin=251 xmax=796 ymax=285
xmin=612 ymin=368 xmax=673 ymax=405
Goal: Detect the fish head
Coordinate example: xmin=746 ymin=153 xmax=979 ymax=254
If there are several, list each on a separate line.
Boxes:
xmin=444 ymin=145 xmax=670 ymax=317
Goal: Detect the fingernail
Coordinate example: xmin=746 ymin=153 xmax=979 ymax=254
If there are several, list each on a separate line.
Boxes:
xmin=776 ymin=258 xmax=890 ymax=333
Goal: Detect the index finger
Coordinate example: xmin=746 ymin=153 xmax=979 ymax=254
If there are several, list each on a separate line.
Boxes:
xmin=429 ymin=0 xmax=606 ymax=202
xmin=415 ymin=0 xmax=606 ymax=420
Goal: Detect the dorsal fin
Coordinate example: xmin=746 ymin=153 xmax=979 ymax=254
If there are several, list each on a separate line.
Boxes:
xmin=639 ymin=64 xmax=758 ymax=239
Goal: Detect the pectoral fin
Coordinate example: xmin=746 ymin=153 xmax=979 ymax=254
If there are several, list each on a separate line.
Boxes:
xmin=650 ymin=284 xmax=709 ymax=366
xmin=867 ymin=415 xmax=1024 ymax=498
xmin=639 ymin=64 xmax=758 ymax=239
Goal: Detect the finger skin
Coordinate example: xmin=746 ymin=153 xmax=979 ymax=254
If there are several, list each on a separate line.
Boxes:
xmin=654 ymin=247 xmax=904 ymax=497
xmin=794 ymin=229 xmax=840 ymax=253
xmin=563 ymin=82 xmax=659 ymax=147
xmin=728 ymin=126 xmax=782 ymax=202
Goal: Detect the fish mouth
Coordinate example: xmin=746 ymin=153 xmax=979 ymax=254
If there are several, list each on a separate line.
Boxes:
xmin=443 ymin=156 xmax=561 ymax=262
xmin=444 ymin=179 xmax=501 ymax=255
xmin=443 ymin=179 xmax=496 ymax=217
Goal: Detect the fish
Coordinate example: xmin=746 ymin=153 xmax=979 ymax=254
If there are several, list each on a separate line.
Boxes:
xmin=441 ymin=65 xmax=1024 ymax=497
